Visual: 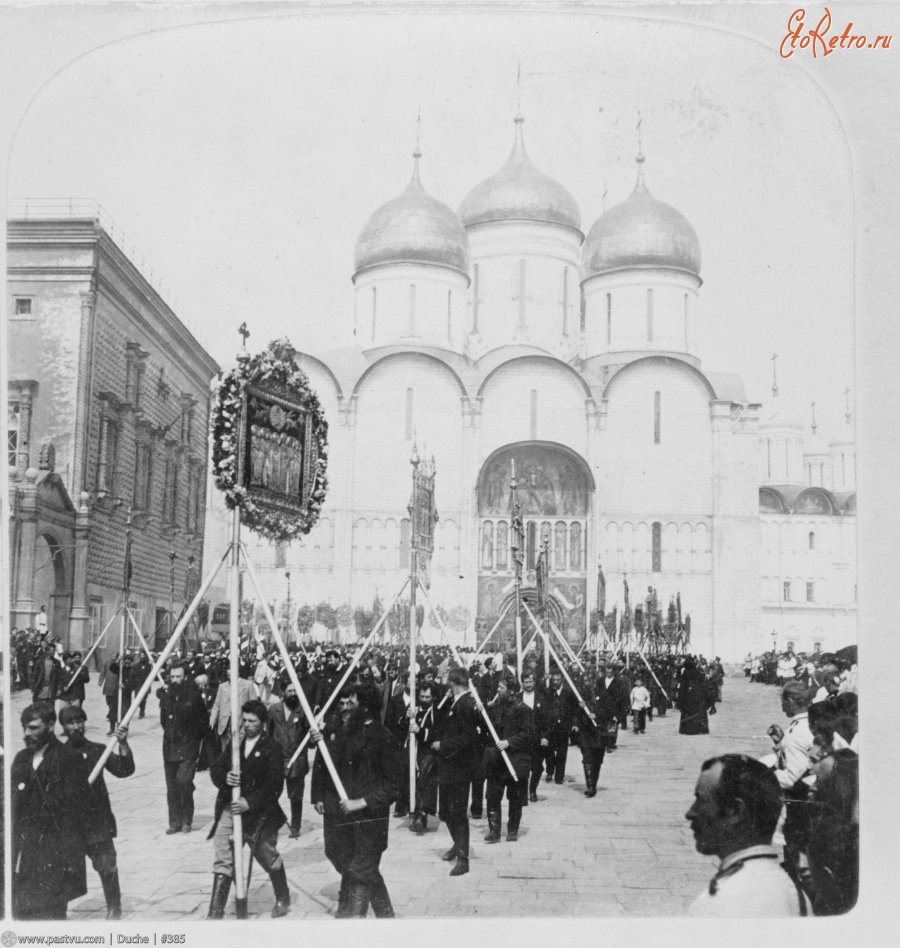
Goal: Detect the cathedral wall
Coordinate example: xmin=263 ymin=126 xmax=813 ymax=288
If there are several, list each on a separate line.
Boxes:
xmin=599 ymin=358 xmax=713 ymax=516
xmin=478 ymin=359 xmax=589 ymax=462
xmin=582 ymin=269 xmax=699 ymax=360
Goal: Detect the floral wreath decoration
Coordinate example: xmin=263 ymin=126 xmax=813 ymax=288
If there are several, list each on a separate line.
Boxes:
xmin=212 ymin=337 xmax=328 ymax=542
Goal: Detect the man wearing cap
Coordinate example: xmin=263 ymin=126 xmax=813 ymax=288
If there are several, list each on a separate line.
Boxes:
xmin=315 ymin=649 xmax=345 ymax=714
xmin=59 ymin=706 xmax=134 ymax=919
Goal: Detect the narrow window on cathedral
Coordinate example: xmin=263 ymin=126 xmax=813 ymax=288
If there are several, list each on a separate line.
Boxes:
xmin=783 ymin=581 xmax=792 ymax=602
xmin=841 ymin=453 xmax=846 ymax=483
xmin=405 ymin=388 xmax=414 ymax=441
xmin=606 ymin=293 xmax=612 ymax=345
xmin=806 ymin=581 xmax=815 ymax=602
xmin=480 ymin=521 xmax=495 ymax=570
xmin=371 ymin=287 xmax=377 ymax=339
xmin=808 ymin=531 xmax=815 ymax=550
xmin=408 ymin=284 xmax=416 ymax=336
xmin=579 ymin=287 xmax=586 ymax=333
xmin=785 ymin=441 xmax=790 ymax=479
xmin=562 ymin=267 xmax=569 ymax=335
xmin=653 ymin=391 xmax=661 ymax=444
xmin=647 ymin=289 xmax=654 ymax=342
xmin=767 ymin=440 xmax=772 ymax=479
xmin=473 ymin=263 xmax=480 ymax=333
xmin=447 ymin=289 xmax=452 ymax=340
xmin=530 ymin=390 xmax=537 ymax=440
xmin=652 ymin=522 xmax=662 ymax=572
xmin=518 ymin=259 xmax=527 ymax=331
xmin=275 ymin=541 xmax=287 ymax=569
xmin=526 ymin=521 xmax=537 ymax=570
xmin=684 ymin=294 xmax=689 ymax=347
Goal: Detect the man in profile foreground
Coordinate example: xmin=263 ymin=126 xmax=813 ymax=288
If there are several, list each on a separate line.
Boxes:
xmin=685 ymin=754 xmax=811 ymax=916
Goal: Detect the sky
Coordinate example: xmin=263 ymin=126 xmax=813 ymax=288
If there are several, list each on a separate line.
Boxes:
xmin=7 ymin=7 xmax=857 ymax=439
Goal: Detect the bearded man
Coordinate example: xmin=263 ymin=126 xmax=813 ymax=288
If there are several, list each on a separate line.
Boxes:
xmin=12 ymin=703 xmax=90 ymax=920
xmin=483 ymin=674 xmax=533 ymax=843
xmin=159 ymin=661 xmax=209 ymax=834
xmin=59 ymin=706 xmax=134 ymax=919
xmin=311 ymin=682 xmax=401 ymax=918
xmin=268 ymin=676 xmax=312 ymax=837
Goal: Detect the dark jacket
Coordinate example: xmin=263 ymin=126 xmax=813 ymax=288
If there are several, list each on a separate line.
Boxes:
xmin=544 ymin=684 xmax=576 ymax=735
xmin=268 ymin=701 xmax=310 ymax=778
xmin=58 ymin=664 xmax=89 ymax=703
xmin=311 ymin=717 xmax=400 ymax=854
xmin=483 ymin=697 xmax=533 ymax=781
xmin=30 ymin=655 xmax=62 ymax=702
xmin=573 ymin=686 xmax=618 ymax=750
xmin=209 ymin=731 xmax=287 ymax=840
xmin=385 ymin=692 xmax=413 ymax=746
xmin=524 ymin=690 xmax=552 ymax=743
xmin=160 ymin=682 xmax=209 ymax=762
xmin=434 ymin=691 xmax=481 ymax=785
xmin=477 ymin=669 xmax=501 ymax=705
xmin=69 ymin=739 xmax=135 ymax=842
xmin=12 ymin=736 xmax=89 ymax=911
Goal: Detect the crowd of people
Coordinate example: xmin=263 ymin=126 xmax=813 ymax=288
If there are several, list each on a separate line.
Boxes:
xmin=10 ymin=627 xmax=858 ymax=920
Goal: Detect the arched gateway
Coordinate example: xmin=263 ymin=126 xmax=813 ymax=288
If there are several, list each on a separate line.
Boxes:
xmin=475 ymin=442 xmax=594 ymax=651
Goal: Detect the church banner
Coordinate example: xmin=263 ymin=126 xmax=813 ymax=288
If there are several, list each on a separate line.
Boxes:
xmin=241 ymin=381 xmax=318 ymax=518
xmin=409 ymin=460 xmax=438 ymax=588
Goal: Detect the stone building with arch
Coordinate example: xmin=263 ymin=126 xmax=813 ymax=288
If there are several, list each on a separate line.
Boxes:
xmin=203 ymin=114 xmax=856 ymax=661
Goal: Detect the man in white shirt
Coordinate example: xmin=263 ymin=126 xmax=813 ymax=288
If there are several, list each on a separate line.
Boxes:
xmin=767 ymin=681 xmax=814 ymax=791
xmin=685 ymin=754 xmax=810 ymax=916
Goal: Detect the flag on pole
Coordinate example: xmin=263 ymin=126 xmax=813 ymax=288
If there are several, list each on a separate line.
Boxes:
xmin=409 ymin=455 xmax=439 ymax=588
xmin=536 ymin=538 xmax=549 ymax=611
xmin=597 ymin=560 xmax=606 ymax=617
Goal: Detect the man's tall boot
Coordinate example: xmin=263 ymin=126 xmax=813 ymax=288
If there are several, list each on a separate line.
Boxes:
xmin=442 ymin=821 xmax=459 ymax=861
xmin=334 ymin=875 xmax=352 ymax=918
xmin=269 ymin=864 xmax=291 ymax=918
xmin=289 ymin=801 xmax=303 ymax=838
xmin=485 ymin=808 xmax=502 ymax=844
xmin=348 ymin=882 xmax=370 ymax=918
xmin=206 ymin=873 xmax=231 ymax=920
xmin=101 ymin=871 xmax=122 ymax=920
xmin=370 ymin=876 xmax=395 ymax=918
xmin=529 ymin=771 xmax=540 ymax=803
xmin=590 ymin=757 xmax=603 ymax=796
xmin=507 ymin=799 xmax=522 ymax=842
xmin=583 ymin=760 xmax=595 ymax=797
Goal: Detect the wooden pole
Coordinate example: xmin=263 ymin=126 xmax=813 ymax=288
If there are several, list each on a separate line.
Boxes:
xmin=63 ymin=610 xmax=119 ymax=692
xmin=417 ymin=581 xmax=517 ymax=781
xmin=286 ymin=578 xmax=409 ymax=769
xmin=548 ymin=618 xmax=585 ymax=670
xmin=510 ymin=459 xmax=523 ymax=681
xmin=125 ymin=608 xmax=168 ymax=690
xmin=228 ymin=504 xmax=248 ymax=914
xmin=89 ymin=547 xmax=230 ymax=783
xmin=241 ymin=551 xmax=348 ymax=798
xmin=117 ymin=603 xmax=126 ymax=723
xmin=474 ymin=600 xmax=513 ymax=656
xmin=408 ymin=451 xmax=419 ymax=825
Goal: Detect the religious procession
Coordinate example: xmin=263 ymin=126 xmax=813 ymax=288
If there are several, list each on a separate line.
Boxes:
xmin=8 ymin=333 xmax=858 ymax=922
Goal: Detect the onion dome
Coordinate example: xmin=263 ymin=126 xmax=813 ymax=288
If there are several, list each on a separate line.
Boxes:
xmin=760 ymin=393 xmax=803 ymax=429
xmin=354 ymin=149 xmax=469 ymax=277
xmin=583 ymin=153 xmax=701 ymax=277
xmin=458 ymin=114 xmax=581 ymax=232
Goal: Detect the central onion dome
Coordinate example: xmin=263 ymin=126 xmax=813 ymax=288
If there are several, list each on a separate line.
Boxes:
xmin=354 ymin=149 xmax=469 ymax=277
xmin=583 ymin=154 xmax=701 ymax=277
xmin=458 ymin=114 xmax=581 ymax=232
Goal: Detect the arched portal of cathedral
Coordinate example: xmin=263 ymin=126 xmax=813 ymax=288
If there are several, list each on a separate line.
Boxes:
xmin=475 ymin=442 xmax=593 ymax=650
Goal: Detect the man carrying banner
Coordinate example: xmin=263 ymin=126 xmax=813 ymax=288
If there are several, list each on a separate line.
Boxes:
xmin=484 ymin=673 xmax=533 ymax=843
xmin=432 ymin=666 xmax=480 ymax=877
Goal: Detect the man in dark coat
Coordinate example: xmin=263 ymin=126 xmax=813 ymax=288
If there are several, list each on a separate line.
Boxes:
xmin=408 ymin=681 xmax=439 ymax=835
xmin=59 ymin=706 xmax=134 ymax=919
xmin=207 ymin=699 xmax=290 ymax=919
xmin=484 ymin=674 xmax=533 ymax=843
xmin=477 ymin=657 xmax=501 ymax=705
xmin=57 ymin=651 xmax=89 ymax=708
xmin=314 ymin=649 xmax=345 ymax=712
xmin=12 ymin=702 xmax=90 ymax=920
xmin=268 ymin=676 xmax=312 ymax=837
xmin=520 ymin=668 xmax=550 ymax=802
xmin=384 ymin=684 xmax=413 ymax=817
xmin=159 ymin=661 xmax=209 ymax=833
xmin=544 ymin=667 xmax=575 ymax=780
xmin=678 ymin=657 xmax=712 ymax=735
xmin=595 ymin=661 xmax=627 ymax=750
xmin=432 ymin=667 xmax=481 ymax=877
xmin=30 ymin=642 xmax=61 ymax=705
xmin=572 ymin=677 xmax=618 ymax=797
xmin=311 ymin=682 xmax=400 ymax=918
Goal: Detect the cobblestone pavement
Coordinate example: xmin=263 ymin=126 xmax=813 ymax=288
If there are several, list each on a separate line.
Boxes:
xmin=10 ymin=673 xmax=782 ymax=920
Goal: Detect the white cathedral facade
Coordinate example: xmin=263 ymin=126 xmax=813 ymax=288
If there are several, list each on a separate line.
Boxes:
xmin=204 ymin=115 xmax=857 ymax=662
